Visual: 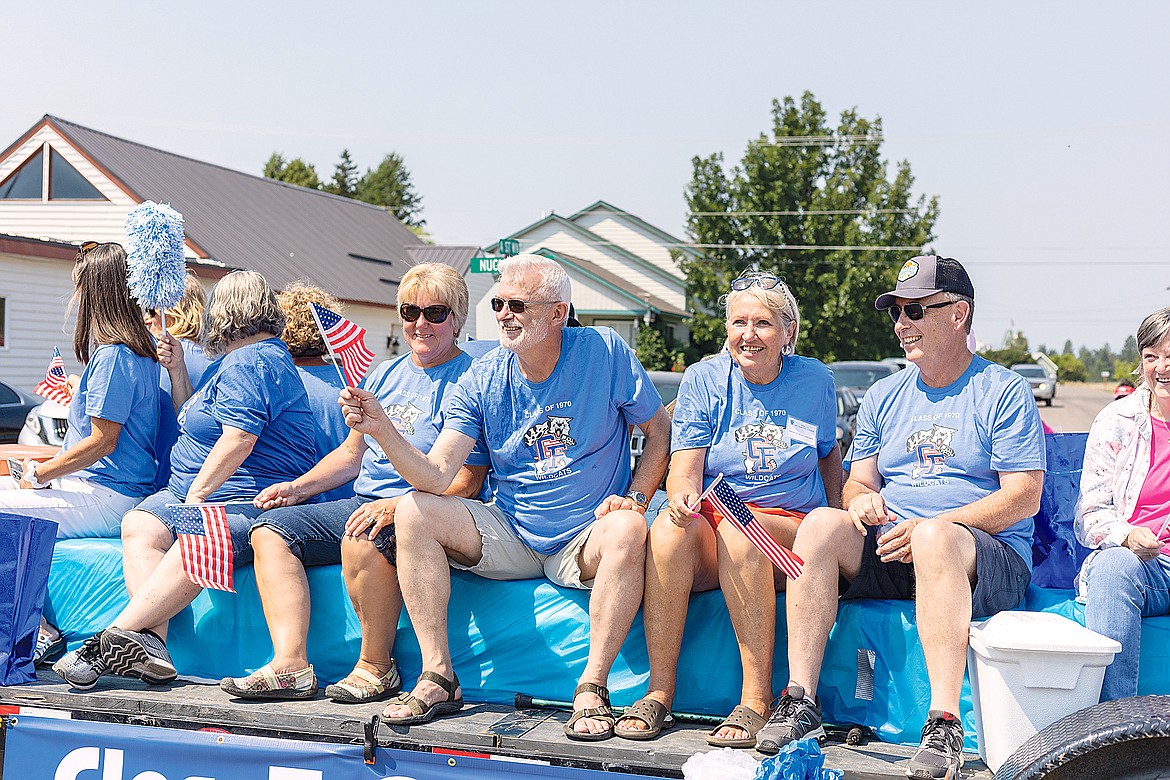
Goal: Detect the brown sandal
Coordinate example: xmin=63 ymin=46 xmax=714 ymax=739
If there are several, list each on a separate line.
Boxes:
xmin=563 ymin=682 xmax=616 ymax=742
xmin=380 ymin=671 xmax=463 ymax=726
xmin=706 ymin=704 xmax=768 ymax=748
xmin=614 ymin=697 xmax=675 ymax=740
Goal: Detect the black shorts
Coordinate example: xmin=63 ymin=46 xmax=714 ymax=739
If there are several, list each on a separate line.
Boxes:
xmin=839 ymin=522 xmax=1030 ymax=619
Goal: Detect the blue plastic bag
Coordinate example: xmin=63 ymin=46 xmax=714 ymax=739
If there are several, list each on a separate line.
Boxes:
xmin=754 ymin=738 xmax=843 ymax=780
xmin=1031 ymin=433 xmax=1091 ymax=589
xmin=0 ymin=512 xmax=57 ymax=685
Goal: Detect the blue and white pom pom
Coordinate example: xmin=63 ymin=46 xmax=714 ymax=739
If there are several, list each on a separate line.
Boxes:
xmin=125 ymin=201 xmax=187 ymax=312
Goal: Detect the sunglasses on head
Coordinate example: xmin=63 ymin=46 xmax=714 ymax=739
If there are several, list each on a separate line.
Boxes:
xmin=731 ymin=273 xmax=785 ymax=291
xmin=886 ymin=300 xmax=956 ymax=323
xmin=490 ymin=297 xmax=557 ymax=314
xmin=399 ymin=303 xmax=452 ymax=324
xmin=78 ymin=240 xmax=100 ymax=258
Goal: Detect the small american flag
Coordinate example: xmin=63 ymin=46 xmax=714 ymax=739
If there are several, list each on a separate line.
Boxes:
xmin=34 ymin=347 xmax=73 ymax=405
xmin=173 ymin=504 xmax=235 ymax=592
xmin=309 ymin=302 xmax=375 ymax=387
xmin=708 ymin=475 xmax=804 ymax=579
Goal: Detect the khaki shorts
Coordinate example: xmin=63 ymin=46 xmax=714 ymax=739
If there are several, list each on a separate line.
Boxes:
xmin=450 ymin=497 xmax=595 ymax=590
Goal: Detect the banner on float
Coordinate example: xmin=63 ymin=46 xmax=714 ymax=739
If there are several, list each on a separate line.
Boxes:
xmin=2 ymin=714 xmax=647 ymax=780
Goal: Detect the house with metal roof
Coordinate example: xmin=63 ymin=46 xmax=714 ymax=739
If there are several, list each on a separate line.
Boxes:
xmin=471 ymin=201 xmax=696 ymax=346
xmin=0 ymin=115 xmax=474 ymax=390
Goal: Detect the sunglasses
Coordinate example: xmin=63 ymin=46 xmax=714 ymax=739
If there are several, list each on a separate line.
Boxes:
xmin=490 ymin=297 xmax=557 ymax=314
xmin=78 ymin=240 xmax=100 ymax=258
xmin=731 ymin=273 xmax=785 ymax=291
xmin=399 ymin=303 xmax=452 ymax=324
xmin=886 ymin=300 xmax=956 ymax=323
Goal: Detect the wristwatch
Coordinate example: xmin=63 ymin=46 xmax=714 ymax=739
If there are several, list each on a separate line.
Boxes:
xmin=625 ymin=490 xmax=648 ymax=508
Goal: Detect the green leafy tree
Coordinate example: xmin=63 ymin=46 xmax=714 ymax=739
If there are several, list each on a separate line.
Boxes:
xmin=1113 ymin=358 xmax=1138 ymax=382
xmin=262 ymin=153 xmax=321 ymax=190
xmin=980 ymin=330 xmax=1031 ymax=368
xmin=1078 ymin=346 xmax=1099 ymax=377
xmin=1120 ymin=335 xmax=1139 ymax=364
xmin=324 ymin=149 xmax=359 ymax=198
xmin=1051 ymin=353 xmax=1086 ymax=382
xmin=1062 ymin=339 xmax=1075 ymax=356
xmin=356 ymin=153 xmax=425 ymax=228
xmin=682 ymin=92 xmax=938 ymax=362
xmin=635 ymin=323 xmax=672 ymax=371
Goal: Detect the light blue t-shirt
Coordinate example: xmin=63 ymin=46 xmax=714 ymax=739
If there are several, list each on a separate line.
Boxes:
xmin=159 ymin=337 xmax=214 ymax=395
xmin=850 ymin=354 xmax=1046 ymax=566
xmin=66 ymin=344 xmax=161 ymax=498
xmin=168 ymin=338 xmax=318 ymax=501
xmin=297 ymin=363 xmax=354 ymax=502
xmin=672 ymin=352 xmax=836 ymax=513
xmin=444 ymin=327 xmax=663 ymax=554
xmin=354 ymin=351 xmax=488 ymax=499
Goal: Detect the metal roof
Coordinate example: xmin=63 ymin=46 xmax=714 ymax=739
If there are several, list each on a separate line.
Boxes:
xmin=538 ymin=248 xmax=689 ymax=318
xmin=406 ymin=245 xmax=479 ymax=275
xmin=43 ymin=115 xmax=426 ymax=308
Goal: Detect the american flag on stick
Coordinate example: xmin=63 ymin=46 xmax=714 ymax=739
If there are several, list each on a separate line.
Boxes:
xmin=173 ymin=503 xmax=235 ymax=592
xmin=309 ymin=302 xmax=375 ymax=387
xmin=707 ymin=474 xmax=804 ymax=579
xmin=34 ymin=347 xmax=73 ymax=405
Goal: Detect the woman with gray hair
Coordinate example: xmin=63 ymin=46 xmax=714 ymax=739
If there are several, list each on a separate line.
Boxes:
xmin=54 ymin=270 xmax=319 ymax=692
xmin=1075 ymin=306 xmax=1170 ymax=701
xmin=616 ymin=270 xmax=841 ymax=745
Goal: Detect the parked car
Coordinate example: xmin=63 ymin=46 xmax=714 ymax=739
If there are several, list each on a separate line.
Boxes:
xmin=881 ymin=357 xmax=910 ymax=372
xmin=18 ymin=398 xmax=70 ymax=446
xmin=1114 ymin=381 xmax=1136 ymax=401
xmin=835 ymin=386 xmax=860 ymax=453
xmin=630 ymin=370 xmax=684 ymax=470
xmin=829 ymin=360 xmax=900 ymax=397
xmin=0 ymin=380 xmax=42 ymax=444
xmin=1011 ymin=363 xmax=1057 ymax=406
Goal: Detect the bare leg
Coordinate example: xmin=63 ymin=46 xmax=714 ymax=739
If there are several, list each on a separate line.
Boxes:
xmin=340 ymin=534 xmax=402 ymax=677
xmin=110 ymin=545 xmax=201 ymax=641
xmin=121 ymin=510 xmax=173 ymax=600
xmin=785 ymin=508 xmax=865 ymax=695
xmin=251 ymin=527 xmax=311 ymax=673
xmin=910 ymin=518 xmax=977 ymax=715
xmin=571 ymin=509 xmax=648 ymax=736
xmin=381 ymin=493 xmax=484 ymax=719
xmin=616 ymin=510 xmax=719 ymax=733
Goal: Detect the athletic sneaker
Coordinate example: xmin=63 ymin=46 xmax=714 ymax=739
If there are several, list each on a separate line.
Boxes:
xmin=52 ymin=633 xmax=108 ymax=691
xmin=34 ymin=623 xmax=64 ymax=665
xmin=755 ymin=685 xmax=827 ymax=754
xmin=906 ymin=710 xmax=964 ymax=779
xmin=100 ymin=627 xmax=177 ymax=684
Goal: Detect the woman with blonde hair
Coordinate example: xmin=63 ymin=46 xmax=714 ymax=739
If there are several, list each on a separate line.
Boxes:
xmin=54 ymin=270 xmax=319 ymax=691
xmin=218 ymin=263 xmax=488 ymax=701
xmin=144 ymin=273 xmax=213 ymax=393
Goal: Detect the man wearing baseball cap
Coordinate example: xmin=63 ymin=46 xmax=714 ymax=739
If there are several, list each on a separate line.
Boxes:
xmin=757 ymin=256 xmax=1046 ymax=778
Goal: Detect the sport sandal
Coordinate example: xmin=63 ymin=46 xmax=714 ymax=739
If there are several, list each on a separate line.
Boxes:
xmin=564 ymin=682 xmax=616 ymax=742
xmin=326 ymin=660 xmax=402 ymax=703
xmin=381 ymin=671 xmax=463 ymax=726
xmin=614 ymin=697 xmax=675 ymax=741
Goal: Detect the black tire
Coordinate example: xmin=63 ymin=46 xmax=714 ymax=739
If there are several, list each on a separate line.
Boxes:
xmin=1045 ymin=398 xmax=1053 ymax=407
xmin=996 ymin=695 xmax=1170 ymax=780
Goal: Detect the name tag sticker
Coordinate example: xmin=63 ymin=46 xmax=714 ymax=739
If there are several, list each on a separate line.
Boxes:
xmin=785 ymin=417 xmax=818 ymax=447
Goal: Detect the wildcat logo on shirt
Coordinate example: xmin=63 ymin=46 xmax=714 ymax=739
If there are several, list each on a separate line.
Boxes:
xmin=906 ymin=424 xmax=957 ymax=480
xmin=734 ymin=421 xmax=787 ymax=476
xmin=523 ymin=415 xmax=576 ymax=477
xmin=384 ymin=402 xmax=424 ymax=436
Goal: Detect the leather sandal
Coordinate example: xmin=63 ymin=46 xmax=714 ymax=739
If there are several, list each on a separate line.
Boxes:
xmin=563 ymin=682 xmax=616 ymax=742
xmin=706 ymin=704 xmax=768 ymax=748
xmin=614 ymin=697 xmax=675 ymax=741
xmin=380 ymin=671 xmax=463 ymax=725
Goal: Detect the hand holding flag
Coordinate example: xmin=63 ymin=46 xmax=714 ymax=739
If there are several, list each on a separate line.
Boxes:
xmin=173 ymin=503 xmax=235 ymax=592
xmin=309 ymin=302 xmax=375 ymax=387
xmin=34 ymin=347 xmax=73 ymax=405
xmin=706 ymin=473 xmax=805 ymax=579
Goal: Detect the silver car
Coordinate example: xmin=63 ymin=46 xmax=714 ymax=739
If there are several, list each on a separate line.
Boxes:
xmin=19 ymin=399 xmax=70 ymax=446
xmin=1011 ymin=364 xmax=1056 ymax=406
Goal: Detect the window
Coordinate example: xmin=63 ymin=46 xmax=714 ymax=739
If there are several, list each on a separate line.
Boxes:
xmin=0 ymin=382 xmax=17 ymax=406
xmin=49 ymin=148 xmax=104 ymax=199
xmin=0 ymin=149 xmax=43 ymax=199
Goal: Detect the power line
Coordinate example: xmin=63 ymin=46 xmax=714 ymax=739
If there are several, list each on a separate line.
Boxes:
xmin=687 ymin=209 xmax=917 ymax=217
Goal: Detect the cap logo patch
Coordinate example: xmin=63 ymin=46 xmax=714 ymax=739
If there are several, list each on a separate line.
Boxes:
xmin=897 ymin=259 xmax=919 ymax=282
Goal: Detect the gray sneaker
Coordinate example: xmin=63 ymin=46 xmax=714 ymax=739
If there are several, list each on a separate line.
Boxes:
xmin=34 ymin=623 xmax=64 ymax=665
xmin=756 ymin=685 xmax=827 ymax=754
xmin=906 ymin=710 xmax=964 ymax=779
xmin=100 ymin=628 xmax=177 ymax=684
xmin=52 ymin=633 xmax=108 ymax=691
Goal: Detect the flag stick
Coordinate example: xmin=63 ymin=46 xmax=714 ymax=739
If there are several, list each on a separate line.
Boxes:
xmin=309 ymin=304 xmax=351 ymax=388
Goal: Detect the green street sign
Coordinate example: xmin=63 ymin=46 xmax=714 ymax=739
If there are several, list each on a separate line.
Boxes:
xmin=499 ymin=239 xmax=520 ymax=257
xmin=471 ymin=255 xmax=503 ymax=274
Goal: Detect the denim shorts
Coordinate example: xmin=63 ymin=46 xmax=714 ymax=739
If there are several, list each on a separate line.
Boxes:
xmin=840 ymin=522 xmax=1030 ymax=619
xmin=252 ymin=495 xmax=397 ymax=567
xmin=132 ymin=488 xmax=264 ymax=567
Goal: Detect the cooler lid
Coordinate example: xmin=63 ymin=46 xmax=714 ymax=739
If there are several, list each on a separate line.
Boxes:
xmin=969 ymin=611 xmax=1122 ymax=654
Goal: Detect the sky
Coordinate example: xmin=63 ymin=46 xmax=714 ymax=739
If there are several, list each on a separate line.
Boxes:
xmin=4 ymin=1 xmax=1168 ymax=354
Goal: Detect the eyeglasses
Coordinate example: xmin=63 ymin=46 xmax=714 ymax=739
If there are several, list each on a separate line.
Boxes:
xmin=886 ymin=300 xmax=956 ymax=323
xmin=731 ymin=273 xmax=784 ymax=291
xmin=399 ymin=303 xmax=452 ymax=324
xmin=490 ymin=297 xmax=557 ymax=314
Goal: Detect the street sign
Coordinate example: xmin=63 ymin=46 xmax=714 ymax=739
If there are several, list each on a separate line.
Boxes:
xmin=499 ymin=238 xmax=520 ymax=257
xmin=471 ymin=255 xmax=503 ymax=274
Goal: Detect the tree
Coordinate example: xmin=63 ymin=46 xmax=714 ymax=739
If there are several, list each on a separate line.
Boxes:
xmin=1120 ymin=335 xmax=1139 ymax=364
xmin=635 ymin=323 xmax=672 ymax=371
xmin=682 ymin=92 xmax=938 ymax=362
xmin=323 ymin=149 xmax=359 ymax=198
xmin=1051 ymin=353 xmax=1086 ymax=382
xmin=356 ymin=153 xmax=425 ymax=228
xmin=1062 ymin=339 xmax=1075 ymax=356
xmin=262 ymin=153 xmax=321 ymax=190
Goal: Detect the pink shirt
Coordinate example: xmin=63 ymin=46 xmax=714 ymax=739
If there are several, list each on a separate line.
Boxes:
xmin=1128 ymin=416 xmax=1170 ymax=555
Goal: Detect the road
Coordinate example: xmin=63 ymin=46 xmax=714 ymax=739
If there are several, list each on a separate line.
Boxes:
xmin=1038 ymin=382 xmax=1118 ymax=434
